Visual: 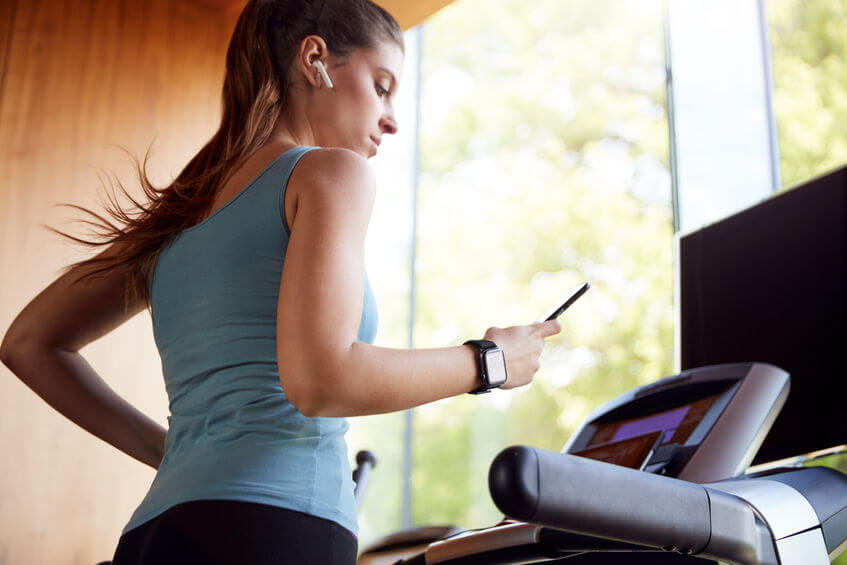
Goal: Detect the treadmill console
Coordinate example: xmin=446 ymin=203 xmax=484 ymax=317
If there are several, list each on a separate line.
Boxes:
xmin=389 ymin=362 xmax=847 ymax=564
xmin=563 ymin=362 xmax=789 ymax=482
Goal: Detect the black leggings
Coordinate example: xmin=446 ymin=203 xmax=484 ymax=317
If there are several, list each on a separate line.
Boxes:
xmin=110 ymin=499 xmax=358 ymax=565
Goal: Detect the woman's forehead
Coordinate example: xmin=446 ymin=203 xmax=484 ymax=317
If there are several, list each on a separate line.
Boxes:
xmin=354 ymin=41 xmax=404 ymax=80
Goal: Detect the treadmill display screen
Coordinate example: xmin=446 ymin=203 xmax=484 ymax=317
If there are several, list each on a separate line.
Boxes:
xmin=612 ymin=406 xmax=689 ymax=444
xmin=588 ymin=393 xmax=721 ymax=448
xmin=572 ymin=431 xmax=664 ymax=469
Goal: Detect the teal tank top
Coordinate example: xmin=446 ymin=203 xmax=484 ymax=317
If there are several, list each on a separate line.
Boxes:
xmin=121 ymin=146 xmax=378 ymax=537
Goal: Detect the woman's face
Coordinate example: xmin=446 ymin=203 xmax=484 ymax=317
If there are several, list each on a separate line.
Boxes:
xmin=309 ymin=40 xmax=404 ymax=159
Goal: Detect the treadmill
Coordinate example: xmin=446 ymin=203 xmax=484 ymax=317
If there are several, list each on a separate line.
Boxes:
xmin=359 ymin=166 xmax=847 ymax=565
xmin=362 ymin=362 xmax=847 ymax=564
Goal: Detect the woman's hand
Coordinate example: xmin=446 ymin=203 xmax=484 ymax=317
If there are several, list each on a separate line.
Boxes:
xmin=0 ymin=242 xmax=167 ymax=469
xmin=482 ymin=319 xmax=562 ymax=390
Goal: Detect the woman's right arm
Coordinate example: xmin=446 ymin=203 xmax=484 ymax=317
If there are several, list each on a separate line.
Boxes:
xmin=276 ymin=148 xmax=561 ymax=418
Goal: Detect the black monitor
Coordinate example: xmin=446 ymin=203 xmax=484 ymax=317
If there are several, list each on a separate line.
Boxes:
xmin=678 ymin=165 xmax=847 ymax=464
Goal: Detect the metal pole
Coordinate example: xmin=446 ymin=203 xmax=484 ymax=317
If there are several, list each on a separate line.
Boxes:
xmin=663 ymin=0 xmax=681 ymax=233
xmin=402 ymin=23 xmax=424 ymax=531
xmin=756 ymin=0 xmax=782 ymax=193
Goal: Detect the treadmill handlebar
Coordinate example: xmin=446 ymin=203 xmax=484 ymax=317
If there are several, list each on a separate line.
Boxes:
xmin=489 ymin=446 xmax=713 ymax=556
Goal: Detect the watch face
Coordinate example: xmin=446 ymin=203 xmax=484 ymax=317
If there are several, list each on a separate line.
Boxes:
xmin=484 ymin=349 xmax=508 ymax=387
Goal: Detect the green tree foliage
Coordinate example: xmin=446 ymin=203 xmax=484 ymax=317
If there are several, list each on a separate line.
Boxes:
xmin=410 ymin=0 xmax=674 ymax=528
xmin=769 ymin=0 xmax=847 ymax=188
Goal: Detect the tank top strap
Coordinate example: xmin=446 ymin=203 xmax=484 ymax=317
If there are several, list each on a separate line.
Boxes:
xmin=276 ymin=145 xmax=320 ymax=236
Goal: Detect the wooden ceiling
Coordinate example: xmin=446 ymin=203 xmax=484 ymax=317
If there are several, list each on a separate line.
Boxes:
xmin=194 ymin=0 xmax=456 ymax=29
xmin=375 ymin=0 xmax=456 ymax=29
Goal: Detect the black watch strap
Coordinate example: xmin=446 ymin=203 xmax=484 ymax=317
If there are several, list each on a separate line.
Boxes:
xmin=464 ymin=339 xmax=507 ymax=394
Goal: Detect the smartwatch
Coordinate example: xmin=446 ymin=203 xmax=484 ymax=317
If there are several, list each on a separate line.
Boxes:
xmin=463 ymin=339 xmax=508 ymax=394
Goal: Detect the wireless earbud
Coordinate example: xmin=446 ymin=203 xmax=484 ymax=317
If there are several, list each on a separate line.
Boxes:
xmin=311 ymin=60 xmax=334 ymax=89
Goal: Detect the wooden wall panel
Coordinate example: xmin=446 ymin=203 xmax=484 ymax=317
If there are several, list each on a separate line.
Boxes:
xmin=0 ymin=1 xmax=237 ymax=562
xmin=0 ymin=1 xmax=17 ymax=94
xmin=195 ymin=0 xmax=458 ymax=31
xmin=375 ymin=0 xmax=456 ymax=30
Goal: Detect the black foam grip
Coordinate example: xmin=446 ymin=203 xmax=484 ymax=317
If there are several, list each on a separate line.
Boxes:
xmin=356 ymin=450 xmax=378 ymax=467
xmin=489 ymin=446 xmax=712 ymax=554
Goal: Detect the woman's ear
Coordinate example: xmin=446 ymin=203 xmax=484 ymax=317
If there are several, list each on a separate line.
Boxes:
xmin=297 ymin=35 xmax=330 ymax=89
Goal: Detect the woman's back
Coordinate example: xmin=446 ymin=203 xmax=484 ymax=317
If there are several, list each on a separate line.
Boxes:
xmin=0 ymin=3 xmax=560 ymax=562
xmin=123 ymin=145 xmax=378 ymax=538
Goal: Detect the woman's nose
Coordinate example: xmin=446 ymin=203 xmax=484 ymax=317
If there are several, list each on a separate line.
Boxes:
xmin=380 ymin=113 xmax=398 ymax=135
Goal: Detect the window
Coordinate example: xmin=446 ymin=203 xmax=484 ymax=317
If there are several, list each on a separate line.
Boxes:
xmin=767 ymin=0 xmax=847 ymax=190
xmin=666 ymin=0 xmax=779 ymax=233
xmin=411 ymin=0 xmax=673 ymax=530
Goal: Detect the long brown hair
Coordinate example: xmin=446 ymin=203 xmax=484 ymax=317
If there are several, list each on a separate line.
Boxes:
xmin=52 ymin=0 xmax=403 ymax=310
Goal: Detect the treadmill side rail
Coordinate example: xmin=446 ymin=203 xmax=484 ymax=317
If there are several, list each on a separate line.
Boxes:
xmin=490 ymin=446 xmax=785 ymax=565
xmin=490 ymin=447 xmax=712 ymax=553
xmin=698 ymin=489 xmax=778 ymax=565
xmin=706 ymin=473 xmax=835 ymax=564
xmin=706 ymin=479 xmax=821 ymax=540
xmin=423 ymin=522 xmax=541 ymax=562
xmin=775 ymin=529 xmax=830 ymax=564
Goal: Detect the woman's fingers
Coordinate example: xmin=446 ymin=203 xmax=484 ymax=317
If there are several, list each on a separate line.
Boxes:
xmin=534 ymin=319 xmax=562 ymax=338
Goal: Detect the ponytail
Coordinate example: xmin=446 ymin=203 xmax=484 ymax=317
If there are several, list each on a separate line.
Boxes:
xmin=51 ymin=0 xmax=403 ymax=309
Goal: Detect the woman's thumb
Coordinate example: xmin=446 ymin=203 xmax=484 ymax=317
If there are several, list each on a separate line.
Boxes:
xmin=536 ymin=318 xmax=562 ymax=337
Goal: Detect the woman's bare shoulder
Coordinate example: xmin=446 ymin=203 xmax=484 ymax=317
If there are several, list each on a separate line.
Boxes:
xmin=295 ymin=146 xmax=375 ymax=189
xmin=286 ymin=146 xmax=376 ymax=226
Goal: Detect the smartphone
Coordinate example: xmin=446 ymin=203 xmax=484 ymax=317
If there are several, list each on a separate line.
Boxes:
xmin=535 ymin=282 xmax=590 ymax=323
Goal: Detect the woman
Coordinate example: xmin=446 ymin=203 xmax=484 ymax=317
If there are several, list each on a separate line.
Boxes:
xmin=0 ymin=0 xmax=562 ymax=563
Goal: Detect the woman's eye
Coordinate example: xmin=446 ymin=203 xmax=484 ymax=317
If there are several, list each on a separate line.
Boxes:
xmin=375 ymin=84 xmax=389 ymax=97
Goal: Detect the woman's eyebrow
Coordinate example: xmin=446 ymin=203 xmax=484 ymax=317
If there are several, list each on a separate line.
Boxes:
xmin=377 ymin=67 xmax=397 ymax=87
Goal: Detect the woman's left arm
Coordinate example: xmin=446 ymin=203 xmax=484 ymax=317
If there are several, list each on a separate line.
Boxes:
xmin=0 ymin=243 xmax=167 ymax=470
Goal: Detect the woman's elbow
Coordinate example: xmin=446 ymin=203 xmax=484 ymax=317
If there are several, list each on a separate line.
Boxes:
xmin=278 ymin=346 xmax=353 ymax=418
xmin=0 ymin=331 xmax=25 ymax=371
xmin=0 ymin=340 xmax=14 ymax=370
xmin=279 ymin=368 xmax=333 ymax=418
xmin=2 ymin=318 xmax=52 ymax=371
